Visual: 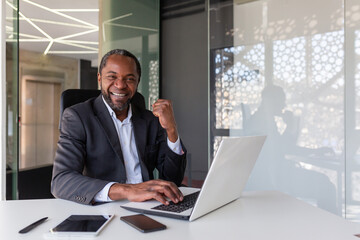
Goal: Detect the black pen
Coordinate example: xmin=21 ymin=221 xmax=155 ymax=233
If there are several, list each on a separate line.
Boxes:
xmin=19 ymin=217 xmax=48 ymax=234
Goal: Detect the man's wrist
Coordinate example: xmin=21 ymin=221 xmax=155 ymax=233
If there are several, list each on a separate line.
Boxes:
xmin=166 ymin=128 xmax=178 ymax=143
xmin=108 ymin=183 xmax=130 ymax=201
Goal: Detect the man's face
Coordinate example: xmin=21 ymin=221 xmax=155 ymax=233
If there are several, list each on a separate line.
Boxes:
xmin=98 ymin=54 xmax=139 ymax=113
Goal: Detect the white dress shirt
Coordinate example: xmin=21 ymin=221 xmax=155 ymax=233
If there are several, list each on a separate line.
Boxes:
xmin=94 ymin=97 xmax=183 ymax=202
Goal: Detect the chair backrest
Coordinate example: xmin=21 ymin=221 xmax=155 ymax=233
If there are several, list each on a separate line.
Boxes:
xmin=59 ymin=89 xmax=101 ymax=130
xmin=59 ymin=89 xmax=146 ymax=129
xmin=60 ymin=89 xmax=101 ymax=114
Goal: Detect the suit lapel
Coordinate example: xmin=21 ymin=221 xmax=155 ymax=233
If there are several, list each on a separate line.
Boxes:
xmin=93 ymin=96 xmax=127 ymax=183
xmin=131 ymin=105 xmax=150 ymax=182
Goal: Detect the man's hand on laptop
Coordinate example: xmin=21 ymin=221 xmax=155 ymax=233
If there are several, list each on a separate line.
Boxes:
xmin=108 ymin=179 xmax=184 ymax=205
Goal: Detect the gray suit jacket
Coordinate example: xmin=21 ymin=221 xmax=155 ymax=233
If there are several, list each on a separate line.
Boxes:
xmin=51 ymin=95 xmax=187 ymax=205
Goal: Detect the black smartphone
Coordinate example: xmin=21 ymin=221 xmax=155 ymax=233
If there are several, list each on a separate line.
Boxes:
xmin=120 ymin=214 xmax=166 ymax=233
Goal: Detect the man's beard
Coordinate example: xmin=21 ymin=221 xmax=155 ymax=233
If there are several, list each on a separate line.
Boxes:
xmin=101 ymin=87 xmax=131 ymax=113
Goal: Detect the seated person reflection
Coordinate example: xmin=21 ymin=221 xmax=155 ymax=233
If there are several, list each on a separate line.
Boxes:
xmin=51 ymin=49 xmax=186 ymax=205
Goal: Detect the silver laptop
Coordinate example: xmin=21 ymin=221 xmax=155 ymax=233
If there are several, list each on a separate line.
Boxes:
xmin=121 ymin=135 xmax=266 ymax=221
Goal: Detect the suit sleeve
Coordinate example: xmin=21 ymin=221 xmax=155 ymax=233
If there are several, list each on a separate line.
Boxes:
xmin=51 ymin=108 xmax=109 ymax=205
xmin=155 ymin=121 xmax=187 ymax=186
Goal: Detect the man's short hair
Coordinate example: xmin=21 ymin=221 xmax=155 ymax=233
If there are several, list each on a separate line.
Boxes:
xmin=98 ymin=49 xmax=142 ymax=80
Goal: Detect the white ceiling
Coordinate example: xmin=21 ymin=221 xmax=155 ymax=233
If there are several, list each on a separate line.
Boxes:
xmin=6 ymin=0 xmax=99 ymax=64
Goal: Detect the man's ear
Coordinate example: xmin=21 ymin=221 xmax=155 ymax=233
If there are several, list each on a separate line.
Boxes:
xmin=97 ymin=73 xmax=101 ymax=84
xmin=97 ymin=73 xmax=102 ymax=89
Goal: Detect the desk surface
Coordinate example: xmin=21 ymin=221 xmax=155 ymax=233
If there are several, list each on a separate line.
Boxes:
xmin=1 ymin=191 xmax=360 ymax=240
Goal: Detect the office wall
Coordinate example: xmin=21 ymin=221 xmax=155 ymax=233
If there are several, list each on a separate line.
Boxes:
xmin=161 ymin=3 xmax=208 ymax=183
xmin=18 ymin=49 xmax=79 ymax=91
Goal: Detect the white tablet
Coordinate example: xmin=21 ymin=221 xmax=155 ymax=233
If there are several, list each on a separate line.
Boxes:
xmin=46 ymin=215 xmax=114 ymax=238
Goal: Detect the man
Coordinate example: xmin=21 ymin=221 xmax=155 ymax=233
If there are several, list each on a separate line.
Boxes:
xmin=51 ymin=49 xmax=186 ymax=205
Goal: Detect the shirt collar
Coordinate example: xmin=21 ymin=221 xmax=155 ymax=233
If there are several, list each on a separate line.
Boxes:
xmin=102 ymin=95 xmax=132 ymax=123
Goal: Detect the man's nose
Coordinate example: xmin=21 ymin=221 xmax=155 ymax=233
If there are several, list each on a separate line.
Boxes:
xmin=114 ymin=78 xmax=127 ymax=88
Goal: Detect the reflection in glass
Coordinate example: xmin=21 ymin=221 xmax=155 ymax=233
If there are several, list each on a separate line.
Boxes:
xmin=210 ymin=0 xmax=347 ymax=217
xmin=346 ymin=0 xmax=360 ymax=222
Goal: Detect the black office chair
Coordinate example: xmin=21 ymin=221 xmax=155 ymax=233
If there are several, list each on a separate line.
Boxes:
xmin=59 ymin=89 xmax=101 ymax=130
xmin=59 ymin=89 xmax=146 ymax=129
xmin=60 ymin=89 xmax=101 ymax=115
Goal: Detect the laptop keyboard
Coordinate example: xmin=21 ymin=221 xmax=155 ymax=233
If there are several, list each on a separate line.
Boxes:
xmin=152 ymin=191 xmax=200 ymax=213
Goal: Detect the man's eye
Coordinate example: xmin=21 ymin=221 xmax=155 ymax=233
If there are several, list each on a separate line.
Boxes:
xmin=106 ymin=75 xmax=116 ymax=80
xmin=126 ymin=78 xmax=136 ymax=82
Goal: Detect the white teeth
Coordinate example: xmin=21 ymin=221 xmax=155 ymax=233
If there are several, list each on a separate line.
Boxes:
xmin=112 ymin=92 xmax=126 ymax=97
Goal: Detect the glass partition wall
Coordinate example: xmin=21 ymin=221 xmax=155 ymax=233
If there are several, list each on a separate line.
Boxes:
xmin=4 ymin=0 xmax=160 ymax=199
xmin=345 ymin=0 xmax=360 ymax=222
xmin=5 ymin=0 xmax=19 ymax=200
xmin=100 ymin=0 xmax=160 ymax=109
xmin=209 ymin=0 xmax=360 ymax=221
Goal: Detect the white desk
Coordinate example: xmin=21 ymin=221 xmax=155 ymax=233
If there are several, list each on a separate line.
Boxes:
xmin=1 ymin=191 xmax=360 ymax=240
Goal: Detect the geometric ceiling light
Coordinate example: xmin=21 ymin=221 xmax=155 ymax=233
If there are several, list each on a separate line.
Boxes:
xmin=6 ymin=0 xmax=99 ymax=59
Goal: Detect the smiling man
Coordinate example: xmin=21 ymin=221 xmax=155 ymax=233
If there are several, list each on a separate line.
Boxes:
xmin=51 ymin=49 xmax=187 ymax=205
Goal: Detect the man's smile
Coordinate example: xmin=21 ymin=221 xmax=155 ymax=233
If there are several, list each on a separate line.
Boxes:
xmin=111 ymin=92 xmax=127 ymax=97
xmin=110 ymin=91 xmax=131 ymax=100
